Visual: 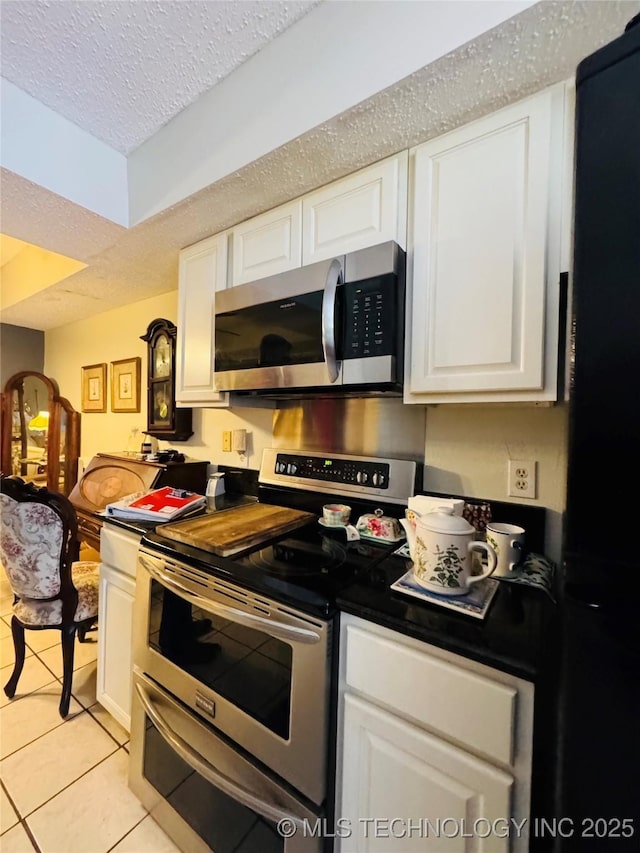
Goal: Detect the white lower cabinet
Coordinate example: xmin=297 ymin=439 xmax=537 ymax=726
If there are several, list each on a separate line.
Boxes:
xmin=341 ymin=694 xmax=513 ymax=853
xmin=336 ymin=615 xmax=534 ymax=853
xmin=97 ymin=525 xmax=141 ymax=732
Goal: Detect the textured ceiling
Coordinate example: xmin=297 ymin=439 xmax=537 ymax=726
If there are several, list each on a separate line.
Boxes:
xmin=1 ymin=0 xmax=638 ymax=331
xmin=0 ymin=0 xmax=320 ymax=154
xmin=0 ymin=234 xmax=27 ymax=266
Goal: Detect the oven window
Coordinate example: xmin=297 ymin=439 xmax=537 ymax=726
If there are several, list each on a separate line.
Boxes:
xmin=215 ymin=292 xmax=325 ymax=372
xmin=143 ymin=717 xmax=283 ymax=853
xmin=149 ymin=584 xmax=293 ymax=738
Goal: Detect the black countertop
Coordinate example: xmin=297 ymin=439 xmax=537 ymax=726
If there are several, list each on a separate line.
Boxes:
xmin=106 ymin=512 xmax=552 ymax=682
xmin=336 ymin=550 xmax=555 ymax=682
xmin=100 ymin=493 xmax=257 ymax=538
xmin=104 ymin=495 xmax=554 ymax=683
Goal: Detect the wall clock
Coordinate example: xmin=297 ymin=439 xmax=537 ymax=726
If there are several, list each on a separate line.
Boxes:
xmin=140 ymin=318 xmax=193 ymax=441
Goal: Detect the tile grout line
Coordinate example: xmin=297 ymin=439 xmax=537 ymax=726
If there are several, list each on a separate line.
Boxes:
xmin=0 ymin=778 xmax=42 ymax=852
xmin=104 ymin=812 xmax=152 ymax=853
xmin=34 ymin=644 xmax=127 ymax=747
xmin=0 ymin=704 xmax=85 ymax=761
xmin=2 ymin=622 xmax=152 ymax=850
xmin=1 ymin=642 xmax=101 ymax=759
xmin=18 ymin=745 xmax=126 ymax=824
xmin=86 ymin=705 xmax=130 ymax=750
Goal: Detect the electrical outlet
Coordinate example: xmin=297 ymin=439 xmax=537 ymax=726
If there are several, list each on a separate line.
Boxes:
xmin=508 ymin=460 xmax=537 ymax=499
xmin=222 ymin=431 xmax=232 ymax=452
xmin=235 ymin=451 xmax=249 ymax=468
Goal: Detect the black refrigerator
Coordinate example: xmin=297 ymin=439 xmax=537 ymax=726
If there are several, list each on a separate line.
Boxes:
xmin=558 ymin=13 xmax=640 ymax=849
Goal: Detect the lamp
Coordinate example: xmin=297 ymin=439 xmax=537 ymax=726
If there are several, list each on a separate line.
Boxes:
xmin=28 ymin=411 xmax=50 ymax=432
xmin=28 ymin=408 xmax=49 ymax=454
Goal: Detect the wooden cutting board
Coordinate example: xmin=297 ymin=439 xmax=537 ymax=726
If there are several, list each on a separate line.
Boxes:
xmin=157 ymin=503 xmax=316 ymax=557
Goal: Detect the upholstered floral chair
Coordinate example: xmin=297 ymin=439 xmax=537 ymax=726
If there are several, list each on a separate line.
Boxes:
xmin=0 ymin=475 xmax=99 ymax=717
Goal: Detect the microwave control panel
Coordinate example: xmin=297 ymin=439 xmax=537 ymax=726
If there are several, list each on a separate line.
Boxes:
xmin=274 ymin=454 xmax=389 ymax=490
xmin=342 ymin=274 xmax=398 ymax=360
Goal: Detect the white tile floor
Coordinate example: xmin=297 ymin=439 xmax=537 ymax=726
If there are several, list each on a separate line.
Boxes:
xmin=0 ymin=575 xmax=180 ymax=853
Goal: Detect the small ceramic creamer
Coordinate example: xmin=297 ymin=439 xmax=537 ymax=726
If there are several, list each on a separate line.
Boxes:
xmin=400 ymin=507 xmax=497 ymax=596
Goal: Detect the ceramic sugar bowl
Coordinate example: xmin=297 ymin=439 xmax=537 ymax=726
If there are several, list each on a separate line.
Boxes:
xmin=400 ymin=507 xmax=497 ymax=596
xmin=356 ymin=508 xmax=404 ymax=542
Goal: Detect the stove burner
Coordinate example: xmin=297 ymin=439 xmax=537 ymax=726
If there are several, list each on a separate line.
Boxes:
xmin=244 ymin=535 xmax=347 ymax=575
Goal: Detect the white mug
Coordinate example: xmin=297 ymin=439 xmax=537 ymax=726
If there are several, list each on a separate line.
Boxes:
xmin=486 ymin=523 xmax=526 ymax=576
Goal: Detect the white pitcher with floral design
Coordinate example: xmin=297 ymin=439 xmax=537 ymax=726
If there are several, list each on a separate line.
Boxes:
xmin=400 ymin=507 xmax=497 ymax=596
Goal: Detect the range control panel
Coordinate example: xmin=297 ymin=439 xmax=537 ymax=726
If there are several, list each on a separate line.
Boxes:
xmin=274 ymin=453 xmax=390 ymax=489
xmin=261 ymin=449 xmax=418 ymax=505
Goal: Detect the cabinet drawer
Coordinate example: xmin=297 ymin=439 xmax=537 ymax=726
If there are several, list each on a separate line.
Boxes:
xmin=100 ymin=525 xmax=141 ymax=579
xmin=344 ymin=623 xmax=516 ymax=764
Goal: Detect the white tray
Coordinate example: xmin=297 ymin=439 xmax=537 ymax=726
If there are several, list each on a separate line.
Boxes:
xmin=391 ymin=569 xmax=499 ymax=620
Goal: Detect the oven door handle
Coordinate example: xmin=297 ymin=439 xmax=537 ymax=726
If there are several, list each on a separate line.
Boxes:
xmin=321 ymin=258 xmax=342 ymax=384
xmin=135 ymin=682 xmax=309 ymax=831
xmin=139 ymin=555 xmax=322 ymax=645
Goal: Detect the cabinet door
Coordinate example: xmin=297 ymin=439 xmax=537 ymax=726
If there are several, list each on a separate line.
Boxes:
xmin=97 ymin=563 xmax=136 ymax=732
xmin=338 ymin=694 xmax=513 ymax=853
xmin=230 ymin=199 xmax=302 ymax=286
xmin=407 ymin=85 xmax=567 ymax=403
xmin=303 ymin=153 xmax=408 ymax=265
xmin=176 ymin=233 xmax=229 ymax=406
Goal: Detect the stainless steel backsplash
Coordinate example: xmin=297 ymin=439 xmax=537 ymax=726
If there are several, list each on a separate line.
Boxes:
xmin=272 ymin=398 xmax=426 ymax=461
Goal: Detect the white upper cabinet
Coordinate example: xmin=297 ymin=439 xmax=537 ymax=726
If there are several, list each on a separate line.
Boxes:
xmin=226 ymin=152 xmax=407 ymax=288
xmin=176 ymin=233 xmax=229 ymax=407
xmin=230 ymin=199 xmax=302 ymax=286
xmin=302 ymin=152 xmax=408 ymax=264
xmin=406 ymin=83 xmax=572 ymax=403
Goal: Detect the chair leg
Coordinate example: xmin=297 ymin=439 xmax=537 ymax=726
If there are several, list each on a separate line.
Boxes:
xmin=4 ymin=616 xmax=26 ymax=699
xmin=77 ymin=618 xmax=97 ymax=643
xmin=59 ymin=625 xmax=76 ymax=718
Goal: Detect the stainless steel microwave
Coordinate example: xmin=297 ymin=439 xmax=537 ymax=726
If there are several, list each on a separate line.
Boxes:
xmin=214 ymin=241 xmax=405 ymax=395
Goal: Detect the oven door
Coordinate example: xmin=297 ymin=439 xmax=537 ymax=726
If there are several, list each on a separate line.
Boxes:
xmin=134 ymin=548 xmax=332 ymax=806
xmin=214 ymin=256 xmax=344 ymax=391
xmin=129 ymin=669 xmax=322 ymax=853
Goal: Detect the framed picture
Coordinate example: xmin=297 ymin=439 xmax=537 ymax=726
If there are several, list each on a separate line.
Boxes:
xmin=81 ymin=363 xmax=107 ymax=413
xmin=111 ymin=357 xmax=141 ymax=413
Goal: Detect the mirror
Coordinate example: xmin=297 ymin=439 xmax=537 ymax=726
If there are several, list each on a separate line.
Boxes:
xmin=1 ymin=372 xmax=81 ymax=496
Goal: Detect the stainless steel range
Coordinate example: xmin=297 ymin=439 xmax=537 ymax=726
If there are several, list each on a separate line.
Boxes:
xmin=129 ymin=448 xmax=418 ymax=853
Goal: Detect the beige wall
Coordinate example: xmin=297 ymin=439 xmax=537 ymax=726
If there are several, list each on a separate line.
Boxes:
xmin=45 ymin=290 xmax=568 ymax=561
xmin=423 ymin=405 xmax=568 ymax=562
xmin=44 ymin=290 xmax=274 ymax=470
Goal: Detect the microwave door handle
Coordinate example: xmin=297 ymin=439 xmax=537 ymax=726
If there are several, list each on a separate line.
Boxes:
xmin=139 ymin=555 xmax=321 ymax=645
xmin=321 ymin=258 xmax=342 ymax=383
xmin=135 ymin=683 xmax=308 ymax=831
